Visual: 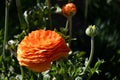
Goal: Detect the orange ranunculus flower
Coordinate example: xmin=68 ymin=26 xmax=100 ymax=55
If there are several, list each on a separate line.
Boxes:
xmin=17 ymin=29 xmax=70 ymax=72
xmin=62 ymin=3 xmax=77 ymax=17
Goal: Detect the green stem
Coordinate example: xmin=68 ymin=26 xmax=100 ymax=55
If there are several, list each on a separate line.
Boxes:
xmin=46 ymin=0 xmax=52 ymax=29
xmin=84 ymin=0 xmax=88 ymax=20
xmin=3 ymin=0 xmax=10 ymax=58
xmin=84 ymin=0 xmax=88 ymax=27
xmin=16 ymin=0 xmax=22 ymax=27
xmin=20 ymin=66 xmax=24 ymax=80
xmin=64 ymin=19 xmax=69 ymax=35
xmin=68 ymin=0 xmax=71 ymax=2
xmin=83 ymin=37 xmax=94 ymax=74
xmin=16 ymin=0 xmax=28 ymax=31
xmin=68 ymin=17 xmax=72 ymax=47
xmin=65 ymin=19 xmax=69 ymax=30
xmin=28 ymin=70 xmax=34 ymax=80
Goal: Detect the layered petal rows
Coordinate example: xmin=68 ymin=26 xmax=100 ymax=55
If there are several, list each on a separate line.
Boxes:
xmin=17 ymin=29 xmax=70 ymax=72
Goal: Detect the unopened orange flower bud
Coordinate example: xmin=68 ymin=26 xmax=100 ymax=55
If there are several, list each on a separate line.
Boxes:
xmin=62 ymin=3 xmax=77 ymax=18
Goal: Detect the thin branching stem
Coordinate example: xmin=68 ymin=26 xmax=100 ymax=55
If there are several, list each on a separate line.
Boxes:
xmin=16 ymin=0 xmax=28 ymax=32
xmin=3 ymin=0 xmax=10 ymax=58
xmin=68 ymin=0 xmax=71 ymax=2
xmin=16 ymin=0 xmax=25 ymax=79
xmin=64 ymin=19 xmax=69 ymax=35
xmin=65 ymin=19 xmax=69 ymax=30
xmin=16 ymin=0 xmax=23 ymax=27
xmin=83 ymin=37 xmax=94 ymax=75
xmin=68 ymin=16 xmax=72 ymax=47
xmin=46 ymin=0 xmax=52 ymax=29
xmin=84 ymin=0 xmax=88 ymax=27
xmin=20 ymin=66 xmax=24 ymax=80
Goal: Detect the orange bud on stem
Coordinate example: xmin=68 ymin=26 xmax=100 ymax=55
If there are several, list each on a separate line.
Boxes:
xmin=62 ymin=3 xmax=77 ymax=18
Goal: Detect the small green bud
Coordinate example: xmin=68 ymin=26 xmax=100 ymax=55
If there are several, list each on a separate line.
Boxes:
xmin=85 ymin=25 xmax=99 ymax=37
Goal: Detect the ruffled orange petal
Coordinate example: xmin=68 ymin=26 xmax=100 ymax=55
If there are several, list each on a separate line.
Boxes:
xmin=17 ymin=29 xmax=70 ymax=72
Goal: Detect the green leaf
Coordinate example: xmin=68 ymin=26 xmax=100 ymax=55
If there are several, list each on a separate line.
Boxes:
xmin=92 ymin=59 xmax=104 ymax=74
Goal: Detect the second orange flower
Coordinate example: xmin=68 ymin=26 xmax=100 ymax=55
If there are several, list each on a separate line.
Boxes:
xmin=62 ymin=2 xmax=77 ymax=18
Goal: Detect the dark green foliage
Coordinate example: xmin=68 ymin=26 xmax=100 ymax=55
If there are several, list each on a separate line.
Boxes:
xmin=0 ymin=0 xmax=120 ymax=80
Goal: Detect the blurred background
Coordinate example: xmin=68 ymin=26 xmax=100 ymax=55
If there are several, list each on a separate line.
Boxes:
xmin=0 ymin=0 xmax=120 ymax=80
